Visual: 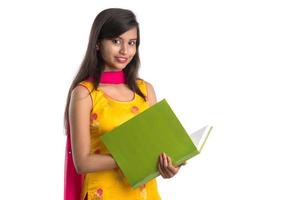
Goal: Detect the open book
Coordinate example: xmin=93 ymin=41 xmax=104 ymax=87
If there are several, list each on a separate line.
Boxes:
xmin=100 ymin=99 xmax=212 ymax=188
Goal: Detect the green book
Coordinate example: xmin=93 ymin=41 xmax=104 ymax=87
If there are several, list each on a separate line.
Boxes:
xmin=100 ymin=99 xmax=212 ymax=188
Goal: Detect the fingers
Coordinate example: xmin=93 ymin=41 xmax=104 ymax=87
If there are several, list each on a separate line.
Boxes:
xmin=158 ymin=153 xmax=183 ymax=179
xmin=158 ymin=161 xmax=171 ymax=178
xmin=158 ymin=153 xmax=174 ymax=178
xmin=158 ymin=153 xmax=166 ymax=178
xmin=166 ymin=155 xmax=179 ymax=173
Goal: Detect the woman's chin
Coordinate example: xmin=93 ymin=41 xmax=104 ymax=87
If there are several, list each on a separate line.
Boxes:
xmin=104 ymin=65 xmax=127 ymax=71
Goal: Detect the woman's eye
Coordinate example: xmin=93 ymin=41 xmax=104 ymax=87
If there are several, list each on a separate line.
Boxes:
xmin=112 ymin=39 xmax=121 ymax=45
xmin=129 ymin=41 xmax=136 ymax=46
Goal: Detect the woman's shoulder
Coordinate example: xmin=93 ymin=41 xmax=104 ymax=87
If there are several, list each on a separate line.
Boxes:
xmin=78 ymin=80 xmax=95 ymax=91
xmin=136 ymin=78 xmax=156 ymax=105
xmin=70 ymin=80 xmax=95 ymax=101
xmin=136 ymin=78 xmax=145 ymax=85
xmin=71 ymin=81 xmax=92 ymax=99
xmin=136 ymin=78 xmax=153 ymax=88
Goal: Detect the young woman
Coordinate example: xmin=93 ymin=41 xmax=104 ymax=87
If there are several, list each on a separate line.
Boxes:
xmin=64 ymin=8 xmax=184 ymax=200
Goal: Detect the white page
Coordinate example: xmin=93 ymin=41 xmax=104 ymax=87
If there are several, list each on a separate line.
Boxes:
xmin=190 ymin=125 xmax=212 ymax=151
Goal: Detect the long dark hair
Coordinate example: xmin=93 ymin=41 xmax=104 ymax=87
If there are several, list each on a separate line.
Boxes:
xmin=64 ymin=8 xmax=146 ymax=133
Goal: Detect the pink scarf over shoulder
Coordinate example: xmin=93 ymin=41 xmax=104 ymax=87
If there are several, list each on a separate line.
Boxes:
xmin=64 ymin=121 xmax=84 ymax=200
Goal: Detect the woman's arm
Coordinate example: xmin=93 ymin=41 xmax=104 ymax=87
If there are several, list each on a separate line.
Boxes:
xmin=69 ymin=85 xmax=118 ymax=174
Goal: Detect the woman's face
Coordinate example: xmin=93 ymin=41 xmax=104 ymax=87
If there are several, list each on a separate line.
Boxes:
xmin=98 ymin=27 xmax=138 ymax=71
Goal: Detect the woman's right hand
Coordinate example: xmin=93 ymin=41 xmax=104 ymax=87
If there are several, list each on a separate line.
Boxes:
xmin=158 ymin=153 xmax=186 ymax=179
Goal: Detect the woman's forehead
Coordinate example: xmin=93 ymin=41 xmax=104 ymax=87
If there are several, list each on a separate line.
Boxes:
xmin=117 ymin=27 xmax=138 ymax=39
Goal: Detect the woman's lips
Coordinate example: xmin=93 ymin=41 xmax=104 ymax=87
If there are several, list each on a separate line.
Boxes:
xmin=115 ymin=57 xmax=128 ymax=63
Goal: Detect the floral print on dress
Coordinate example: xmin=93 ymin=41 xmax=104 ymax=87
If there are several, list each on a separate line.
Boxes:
xmin=93 ymin=188 xmax=104 ymax=200
xmin=94 ymin=149 xmax=101 ymax=154
xmin=131 ymin=106 xmax=140 ymax=114
xmin=90 ymin=112 xmax=99 ymax=128
xmin=91 ymin=113 xmax=98 ymax=122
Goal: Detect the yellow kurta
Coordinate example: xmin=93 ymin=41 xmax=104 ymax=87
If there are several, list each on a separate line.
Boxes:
xmin=79 ymin=79 xmax=161 ymax=200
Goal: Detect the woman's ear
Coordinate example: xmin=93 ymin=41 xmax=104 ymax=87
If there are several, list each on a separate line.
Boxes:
xmin=96 ymin=41 xmax=101 ymax=51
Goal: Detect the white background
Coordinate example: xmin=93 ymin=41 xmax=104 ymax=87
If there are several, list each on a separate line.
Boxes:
xmin=0 ymin=0 xmax=304 ymax=199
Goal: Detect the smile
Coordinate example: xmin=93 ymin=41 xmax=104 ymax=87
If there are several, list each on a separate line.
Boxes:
xmin=115 ymin=57 xmax=128 ymax=63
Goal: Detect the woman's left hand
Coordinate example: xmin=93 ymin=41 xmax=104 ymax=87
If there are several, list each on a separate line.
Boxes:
xmin=158 ymin=152 xmax=186 ymax=179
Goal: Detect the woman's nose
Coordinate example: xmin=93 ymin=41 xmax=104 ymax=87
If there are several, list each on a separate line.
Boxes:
xmin=119 ymin=43 xmax=128 ymax=55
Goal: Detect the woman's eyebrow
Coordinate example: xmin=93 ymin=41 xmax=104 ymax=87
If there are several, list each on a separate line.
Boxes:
xmin=117 ymin=37 xmax=137 ymax=40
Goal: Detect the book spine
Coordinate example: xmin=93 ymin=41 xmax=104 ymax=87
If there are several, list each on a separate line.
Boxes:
xmin=131 ymin=171 xmax=160 ymax=188
xmin=174 ymin=150 xmax=200 ymax=166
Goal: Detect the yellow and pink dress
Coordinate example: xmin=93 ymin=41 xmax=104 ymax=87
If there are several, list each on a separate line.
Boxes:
xmin=65 ymin=78 xmax=161 ymax=200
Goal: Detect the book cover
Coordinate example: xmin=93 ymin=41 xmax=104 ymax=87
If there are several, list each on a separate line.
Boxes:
xmin=100 ymin=99 xmax=211 ymax=188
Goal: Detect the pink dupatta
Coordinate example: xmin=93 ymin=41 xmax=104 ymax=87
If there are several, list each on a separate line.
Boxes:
xmin=64 ymin=120 xmax=84 ymax=200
